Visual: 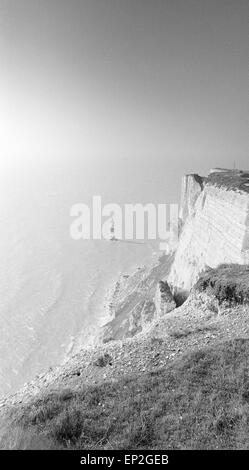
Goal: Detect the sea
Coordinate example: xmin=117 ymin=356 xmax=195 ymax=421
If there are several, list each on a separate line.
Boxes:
xmin=0 ymin=161 xmax=158 ymax=397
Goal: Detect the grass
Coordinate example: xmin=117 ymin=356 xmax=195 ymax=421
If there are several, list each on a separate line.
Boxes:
xmin=2 ymin=338 xmax=249 ymax=449
xmin=208 ymin=170 xmax=249 ymax=194
xmin=195 ymin=264 xmax=249 ymax=306
xmin=168 ymin=324 xmax=217 ymax=339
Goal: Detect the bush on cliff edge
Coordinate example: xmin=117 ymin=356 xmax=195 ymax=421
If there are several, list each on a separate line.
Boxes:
xmin=195 ymin=264 xmax=249 ymax=306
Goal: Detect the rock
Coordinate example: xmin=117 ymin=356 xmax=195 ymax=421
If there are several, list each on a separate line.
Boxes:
xmin=186 ymin=290 xmax=219 ymax=314
xmin=155 ymin=281 xmax=176 ymax=315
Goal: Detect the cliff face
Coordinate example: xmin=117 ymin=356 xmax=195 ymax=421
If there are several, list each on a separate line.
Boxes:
xmin=179 ymin=173 xmax=205 ymax=223
xmin=168 ymin=170 xmax=249 ymax=298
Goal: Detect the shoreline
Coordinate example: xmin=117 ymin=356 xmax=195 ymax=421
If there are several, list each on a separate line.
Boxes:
xmin=100 ymin=250 xmax=163 ymax=325
xmin=61 ymin=257 xmax=155 ymax=362
xmin=98 ymin=251 xmax=174 ymax=344
xmin=76 ymin=250 xmax=162 ymax=352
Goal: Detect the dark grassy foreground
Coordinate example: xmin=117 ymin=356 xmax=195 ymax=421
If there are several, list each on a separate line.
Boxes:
xmin=3 ymin=338 xmax=249 ymax=450
xmin=195 ymin=264 xmax=249 ymax=305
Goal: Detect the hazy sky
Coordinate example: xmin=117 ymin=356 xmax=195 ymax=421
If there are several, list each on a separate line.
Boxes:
xmin=0 ymin=0 xmax=248 ymax=199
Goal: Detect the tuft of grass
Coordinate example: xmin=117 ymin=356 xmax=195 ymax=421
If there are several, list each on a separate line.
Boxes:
xmin=0 ymin=423 xmax=56 ymax=450
xmin=169 ymin=324 xmax=217 ymax=339
xmin=51 ymin=408 xmax=84 ymax=444
xmin=195 ymin=264 xmax=249 ymax=306
xmin=3 ymin=338 xmax=249 ymax=449
xmin=93 ymin=353 xmax=113 ymax=367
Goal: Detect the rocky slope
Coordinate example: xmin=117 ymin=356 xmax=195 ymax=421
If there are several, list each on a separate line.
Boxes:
xmin=100 ymin=253 xmax=174 ymax=343
xmin=1 ymin=290 xmax=249 ymax=416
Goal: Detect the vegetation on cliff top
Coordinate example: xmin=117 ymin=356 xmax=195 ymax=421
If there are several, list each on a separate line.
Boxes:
xmin=208 ymin=170 xmax=249 ymax=194
xmin=195 ymin=264 xmax=249 ymax=306
xmin=2 ymin=338 xmax=249 ymax=450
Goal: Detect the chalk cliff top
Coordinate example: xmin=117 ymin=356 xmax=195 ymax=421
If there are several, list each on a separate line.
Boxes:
xmin=207 ymin=169 xmax=249 ymax=194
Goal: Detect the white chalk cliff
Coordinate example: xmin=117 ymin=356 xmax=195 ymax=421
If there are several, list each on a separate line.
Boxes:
xmin=168 ymin=169 xmax=249 ymax=298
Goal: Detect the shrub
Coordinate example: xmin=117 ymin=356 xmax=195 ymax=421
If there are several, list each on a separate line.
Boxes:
xmin=195 ymin=264 xmax=249 ymax=306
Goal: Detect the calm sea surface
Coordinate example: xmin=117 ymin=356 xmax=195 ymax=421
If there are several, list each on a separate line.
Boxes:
xmin=0 ymin=164 xmax=156 ymax=396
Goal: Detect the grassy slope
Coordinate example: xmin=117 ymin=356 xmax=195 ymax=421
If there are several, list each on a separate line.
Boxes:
xmin=3 ymin=338 xmax=249 ymax=450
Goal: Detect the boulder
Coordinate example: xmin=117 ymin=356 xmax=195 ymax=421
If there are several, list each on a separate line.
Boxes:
xmin=155 ymin=280 xmax=176 ymax=315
